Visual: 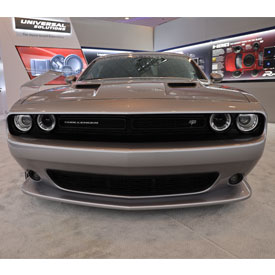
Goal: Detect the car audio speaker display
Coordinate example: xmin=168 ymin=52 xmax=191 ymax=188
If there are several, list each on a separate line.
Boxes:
xmin=16 ymin=46 xmax=88 ymax=85
xmin=263 ymin=59 xmax=275 ymax=69
xmin=264 ymin=47 xmax=275 ymax=58
xmin=163 ymin=27 xmax=275 ymax=82
xmin=65 ymin=54 xmax=83 ymax=74
xmin=243 ymin=54 xmax=256 ymax=67
xmin=30 ymin=59 xmax=50 ymax=76
xmin=213 ymin=37 xmax=265 ymax=80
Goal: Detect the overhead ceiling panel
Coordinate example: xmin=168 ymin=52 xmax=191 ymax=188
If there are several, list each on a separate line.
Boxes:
xmin=76 ymin=17 xmax=179 ymax=27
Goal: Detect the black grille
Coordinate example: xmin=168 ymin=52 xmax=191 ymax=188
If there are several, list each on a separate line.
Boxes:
xmin=8 ymin=113 xmax=265 ymax=142
xmin=59 ymin=117 xmax=126 ymax=129
xmin=132 ymin=116 xmax=205 ymax=129
xmin=54 ymin=114 xmax=208 ymax=142
xmin=47 ymin=170 xmax=219 ymax=197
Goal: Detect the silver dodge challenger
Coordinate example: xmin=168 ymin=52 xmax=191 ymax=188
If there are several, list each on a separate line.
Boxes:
xmin=7 ymin=52 xmax=267 ymax=210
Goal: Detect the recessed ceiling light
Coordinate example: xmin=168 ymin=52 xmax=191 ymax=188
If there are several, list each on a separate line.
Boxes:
xmin=125 ymin=17 xmax=129 ymax=20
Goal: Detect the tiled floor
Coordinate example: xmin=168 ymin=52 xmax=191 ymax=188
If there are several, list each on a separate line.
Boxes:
xmin=0 ymin=119 xmax=274 ymax=258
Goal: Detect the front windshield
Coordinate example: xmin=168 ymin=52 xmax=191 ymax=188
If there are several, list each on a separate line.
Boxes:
xmin=79 ymin=55 xmax=207 ymax=81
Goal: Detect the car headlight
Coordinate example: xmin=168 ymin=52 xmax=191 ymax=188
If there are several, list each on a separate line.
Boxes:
xmin=209 ymin=113 xmax=231 ymax=132
xmin=236 ymin=114 xmax=258 ymax=132
xmin=37 ymin=114 xmax=56 ymax=132
xmin=14 ymin=115 xmax=32 ymax=132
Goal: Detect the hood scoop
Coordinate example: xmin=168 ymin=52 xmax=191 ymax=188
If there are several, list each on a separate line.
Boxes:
xmin=168 ymin=82 xmax=197 ymax=88
xmin=75 ymin=83 xmax=101 ymax=90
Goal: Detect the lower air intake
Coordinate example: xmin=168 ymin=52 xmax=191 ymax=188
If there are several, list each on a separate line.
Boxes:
xmin=47 ymin=170 xmax=219 ymax=197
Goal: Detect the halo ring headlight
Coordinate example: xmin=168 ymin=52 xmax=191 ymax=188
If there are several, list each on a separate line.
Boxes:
xmin=37 ymin=114 xmax=56 ymax=132
xmin=14 ymin=115 xmax=32 ymax=132
xmin=236 ymin=114 xmax=258 ymax=132
xmin=209 ymin=113 xmax=231 ymax=132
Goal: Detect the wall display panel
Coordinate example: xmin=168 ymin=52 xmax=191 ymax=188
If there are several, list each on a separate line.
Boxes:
xmin=165 ymin=42 xmax=213 ymax=77
xmin=82 ymin=48 xmax=133 ymax=64
xmin=16 ymin=46 xmax=88 ymax=85
xmin=212 ymin=29 xmax=274 ymax=81
xmin=164 ymin=27 xmax=275 ymax=82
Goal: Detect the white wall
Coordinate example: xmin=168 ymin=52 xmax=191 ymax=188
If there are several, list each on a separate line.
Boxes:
xmin=71 ymin=17 xmax=153 ymax=51
xmin=154 ymin=18 xmax=275 ymax=122
xmin=154 ymin=18 xmax=275 ymax=51
xmin=0 ymin=17 xmax=81 ymax=112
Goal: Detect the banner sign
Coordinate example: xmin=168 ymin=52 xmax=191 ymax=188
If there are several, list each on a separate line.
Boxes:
xmin=14 ymin=17 xmax=71 ymax=34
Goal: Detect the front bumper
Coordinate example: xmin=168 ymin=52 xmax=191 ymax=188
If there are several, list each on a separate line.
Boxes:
xmin=22 ymin=177 xmax=251 ymax=210
xmin=8 ymin=134 xmax=265 ymax=210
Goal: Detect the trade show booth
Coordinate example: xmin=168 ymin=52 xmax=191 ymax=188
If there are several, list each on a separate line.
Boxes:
xmin=1 ymin=17 xmax=275 ymax=121
xmin=0 ymin=17 xmax=275 ymax=260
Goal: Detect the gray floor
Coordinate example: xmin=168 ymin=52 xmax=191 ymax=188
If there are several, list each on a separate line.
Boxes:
xmin=0 ymin=119 xmax=275 ymax=259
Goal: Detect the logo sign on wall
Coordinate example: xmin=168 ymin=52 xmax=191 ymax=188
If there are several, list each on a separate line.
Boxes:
xmin=14 ymin=17 xmax=71 ymax=34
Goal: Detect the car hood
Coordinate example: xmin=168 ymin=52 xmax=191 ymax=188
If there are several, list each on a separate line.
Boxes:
xmin=22 ymin=78 xmax=249 ymax=104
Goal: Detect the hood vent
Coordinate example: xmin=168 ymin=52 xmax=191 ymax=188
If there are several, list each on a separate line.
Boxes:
xmin=168 ymin=82 xmax=197 ymax=88
xmin=75 ymin=84 xmax=101 ymax=90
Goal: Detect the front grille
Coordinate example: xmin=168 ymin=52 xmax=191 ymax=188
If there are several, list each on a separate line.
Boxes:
xmin=8 ymin=113 xmax=265 ymax=142
xmin=131 ymin=116 xmax=205 ymax=129
xmin=47 ymin=170 xmax=219 ymax=197
xmin=59 ymin=116 xmax=126 ymax=129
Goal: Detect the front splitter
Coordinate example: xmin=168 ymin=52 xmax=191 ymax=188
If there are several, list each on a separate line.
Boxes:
xmin=22 ymin=178 xmax=251 ymax=210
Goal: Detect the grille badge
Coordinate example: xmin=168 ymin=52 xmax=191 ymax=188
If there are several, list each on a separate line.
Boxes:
xmin=188 ymin=119 xmax=197 ymax=126
xmin=64 ymin=120 xmax=99 ymax=125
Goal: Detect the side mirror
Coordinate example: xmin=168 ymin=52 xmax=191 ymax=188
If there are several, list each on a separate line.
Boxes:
xmin=65 ymin=75 xmax=77 ymax=84
xmin=210 ymin=73 xmax=223 ymax=83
